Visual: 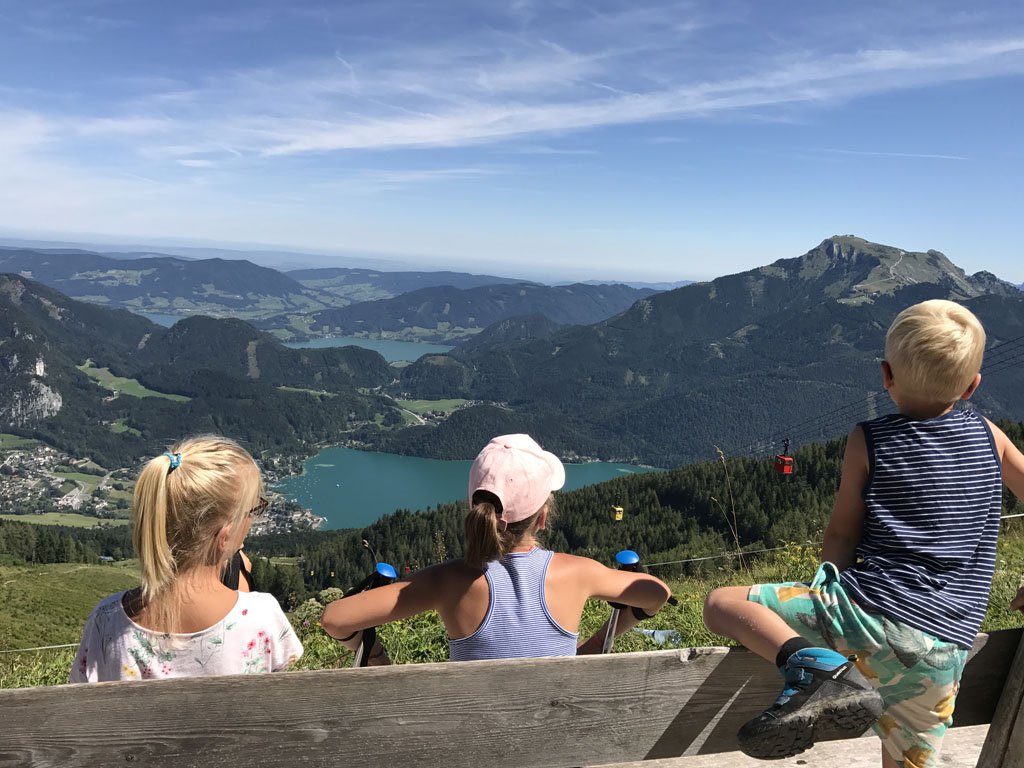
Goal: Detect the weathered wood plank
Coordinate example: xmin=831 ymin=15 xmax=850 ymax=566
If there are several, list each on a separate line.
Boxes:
xmin=0 ymin=647 xmax=730 ymax=768
xmin=957 ymin=627 xmax=1024 ymax=726
xmin=0 ymin=629 xmax=1017 ymax=768
xmin=591 ymin=725 xmax=990 ymax=768
xmin=978 ymin=626 xmax=1024 ymax=768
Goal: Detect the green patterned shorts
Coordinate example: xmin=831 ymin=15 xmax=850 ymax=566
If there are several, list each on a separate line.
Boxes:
xmin=748 ymin=562 xmax=968 ymax=768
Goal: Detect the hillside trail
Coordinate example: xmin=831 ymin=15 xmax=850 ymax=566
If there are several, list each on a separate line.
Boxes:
xmin=401 ymin=408 xmax=426 ymax=425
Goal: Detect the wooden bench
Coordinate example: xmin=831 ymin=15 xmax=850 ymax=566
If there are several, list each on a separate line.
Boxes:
xmin=1 ymin=628 xmax=1021 ymax=768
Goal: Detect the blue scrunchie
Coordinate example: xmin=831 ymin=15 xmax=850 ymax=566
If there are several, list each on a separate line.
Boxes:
xmin=163 ymin=452 xmax=181 ymax=472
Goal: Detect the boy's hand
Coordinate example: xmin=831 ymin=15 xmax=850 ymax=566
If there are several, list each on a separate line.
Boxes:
xmin=1012 ymin=586 xmax=1024 ymax=614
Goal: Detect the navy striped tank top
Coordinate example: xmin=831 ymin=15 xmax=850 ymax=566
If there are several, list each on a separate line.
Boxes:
xmin=840 ymin=409 xmax=1003 ymax=649
xmin=448 ymin=548 xmax=579 ymax=661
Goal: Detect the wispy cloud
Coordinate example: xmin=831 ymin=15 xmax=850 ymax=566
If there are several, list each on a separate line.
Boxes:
xmin=5 ymin=1 xmax=1024 ymax=168
xmin=245 ymin=37 xmax=1024 ymax=155
xmin=815 ymin=148 xmax=970 ymax=161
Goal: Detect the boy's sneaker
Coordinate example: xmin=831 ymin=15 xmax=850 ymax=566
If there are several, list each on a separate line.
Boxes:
xmin=737 ymin=647 xmax=883 ymax=760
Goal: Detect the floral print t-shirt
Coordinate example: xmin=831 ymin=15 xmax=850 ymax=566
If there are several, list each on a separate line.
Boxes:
xmin=70 ymin=590 xmax=303 ymax=683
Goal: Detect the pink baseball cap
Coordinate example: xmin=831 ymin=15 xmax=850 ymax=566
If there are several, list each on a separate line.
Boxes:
xmin=469 ymin=434 xmax=566 ymax=524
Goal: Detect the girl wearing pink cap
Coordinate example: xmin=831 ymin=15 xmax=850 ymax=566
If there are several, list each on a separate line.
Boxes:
xmin=322 ymin=434 xmax=670 ymax=661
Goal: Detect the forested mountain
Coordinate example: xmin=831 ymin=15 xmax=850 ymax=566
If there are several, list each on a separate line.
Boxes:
xmin=0 ymin=274 xmax=395 ymax=466
xmin=287 ymin=267 xmax=531 ymax=303
xmin=132 ymin=316 xmax=392 ymax=391
xmin=258 ymin=282 xmax=656 ymax=342
xmin=0 ymin=248 xmax=347 ymax=318
xmin=369 ymin=237 xmax=1024 ymax=466
xmin=454 ymin=314 xmax=563 ymax=353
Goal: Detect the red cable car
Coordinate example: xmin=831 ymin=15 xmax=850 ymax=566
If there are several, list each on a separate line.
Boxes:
xmin=774 ymin=439 xmax=793 ymax=475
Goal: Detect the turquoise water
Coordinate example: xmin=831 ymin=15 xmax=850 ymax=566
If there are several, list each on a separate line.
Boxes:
xmin=131 ymin=313 xmax=452 ymax=362
xmin=137 ymin=312 xmax=184 ymax=327
xmin=275 ymin=446 xmax=662 ymax=529
xmin=283 ymin=337 xmax=454 ymax=362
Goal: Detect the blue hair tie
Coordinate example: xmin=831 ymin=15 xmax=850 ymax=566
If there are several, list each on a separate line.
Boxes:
xmin=163 ymin=452 xmax=181 ymax=472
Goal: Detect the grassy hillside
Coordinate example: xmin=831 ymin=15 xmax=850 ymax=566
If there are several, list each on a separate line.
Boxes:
xmin=4 ymin=535 xmax=1023 ymax=689
xmin=77 ymin=361 xmax=191 ymax=402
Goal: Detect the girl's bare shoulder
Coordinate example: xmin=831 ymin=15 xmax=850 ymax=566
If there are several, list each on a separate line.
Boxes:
xmin=412 ymin=558 xmax=482 ymax=589
xmin=548 ymin=552 xmax=606 ymax=577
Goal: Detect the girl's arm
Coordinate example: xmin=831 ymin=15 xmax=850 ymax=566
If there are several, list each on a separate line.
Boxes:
xmin=986 ymin=418 xmax=1024 ymax=501
xmin=576 ymin=560 xmax=671 ymax=654
xmin=321 ymin=566 xmax=444 ymax=645
xmin=986 ymin=420 xmax=1024 ymax=613
xmin=822 ymin=426 xmax=869 ymax=570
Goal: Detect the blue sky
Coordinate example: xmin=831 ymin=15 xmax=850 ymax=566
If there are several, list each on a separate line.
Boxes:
xmin=1 ymin=0 xmax=1023 ymax=282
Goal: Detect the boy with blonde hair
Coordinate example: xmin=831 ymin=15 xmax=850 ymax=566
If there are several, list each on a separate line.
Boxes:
xmin=704 ymin=299 xmax=1024 ymax=767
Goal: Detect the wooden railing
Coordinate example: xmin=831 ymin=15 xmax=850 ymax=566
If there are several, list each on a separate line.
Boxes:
xmin=1 ymin=628 xmax=1020 ymax=768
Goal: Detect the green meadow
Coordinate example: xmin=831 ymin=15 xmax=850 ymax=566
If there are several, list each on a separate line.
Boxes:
xmin=0 ymin=434 xmax=41 ymax=451
xmin=395 ymin=399 xmax=467 ymax=415
xmin=77 ymin=361 xmax=190 ymax=402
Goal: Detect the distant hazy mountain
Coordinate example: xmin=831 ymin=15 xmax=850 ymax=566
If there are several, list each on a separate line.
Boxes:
xmin=0 ymin=248 xmax=348 ymax=318
xmin=258 ymin=282 xmax=657 ymax=342
xmin=287 ymin=267 xmax=531 ymax=304
xmin=568 ymin=279 xmax=694 ymax=291
xmin=371 ymin=236 xmax=1024 ymax=465
xmin=0 ymin=236 xmax=409 ymax=271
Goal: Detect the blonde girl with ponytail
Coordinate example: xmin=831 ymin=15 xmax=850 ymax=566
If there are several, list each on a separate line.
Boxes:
xmin=71 ymin=436 xmax=302 ymax=682
xmin=322 ymin=434 xmax=670 ymax=661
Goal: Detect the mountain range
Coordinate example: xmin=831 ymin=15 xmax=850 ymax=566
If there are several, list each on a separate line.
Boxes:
xmin=0 ymin=248 xmax=347 ymax=319
xmin=258 ymin=282 xmax=656 ymax=342
xmin=3 ymin=235 xmax=1023 ymax=472
xmin=286 ymin=267 xmax=531 ymax=304
xmin=369 ymin=236 xmax=1024 ymax=465
xmin=0 ymin=248 xmax=650 ymax=342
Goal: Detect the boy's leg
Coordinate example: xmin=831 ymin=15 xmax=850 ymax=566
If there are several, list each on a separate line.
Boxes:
xmin=706 ymin=573 xmax=883 ymax=760
xmin=703 ymin=585 xmax=804 ymax=661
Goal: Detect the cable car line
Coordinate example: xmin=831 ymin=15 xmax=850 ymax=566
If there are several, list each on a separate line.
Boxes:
xmin=723 ymin=331 xmax=1024 ymax=463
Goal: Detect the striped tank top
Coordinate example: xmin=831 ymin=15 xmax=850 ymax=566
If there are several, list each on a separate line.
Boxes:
xmin=448 ymin=548 xmax=579 ymax=661
xmin=840 ymin=409 xmax=1003 ymax=649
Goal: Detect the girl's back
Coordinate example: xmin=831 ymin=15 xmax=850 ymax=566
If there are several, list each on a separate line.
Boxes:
xmin=448 ymin=548 xmax=577 ymax=661
xmin=72 ymin=590 xmax=300 ymax=681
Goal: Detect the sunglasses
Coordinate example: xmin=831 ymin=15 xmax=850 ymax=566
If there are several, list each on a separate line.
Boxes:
xmin=248 ymin=496 xmax=269 ymax=518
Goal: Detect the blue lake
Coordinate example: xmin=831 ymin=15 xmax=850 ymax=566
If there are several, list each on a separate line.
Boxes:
xmin=284 ymin=337 xmax=454 ymax=362
xmin=275 ymin=446 xmax=663 ymax=529
xmin=137 ymin=312 xmax=184 ymax=327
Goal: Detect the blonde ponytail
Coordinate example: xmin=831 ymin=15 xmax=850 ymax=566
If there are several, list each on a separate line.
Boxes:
xmin=463 ymin=491 xmax=553 ymax=570
xmin=129 ymin=436 xmax=262 ymax=633
xmin=132 ymin=456 xmax=178 ymax=614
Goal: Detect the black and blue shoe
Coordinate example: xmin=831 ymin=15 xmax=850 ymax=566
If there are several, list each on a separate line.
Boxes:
xmin=737 ymin=647 xmax=883 ymax=759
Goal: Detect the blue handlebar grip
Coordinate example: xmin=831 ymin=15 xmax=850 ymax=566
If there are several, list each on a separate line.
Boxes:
xmin=615 ymin=550 xmax=640 ymax=566
xmin=376 ymin=562 xmax=398 ymax=579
